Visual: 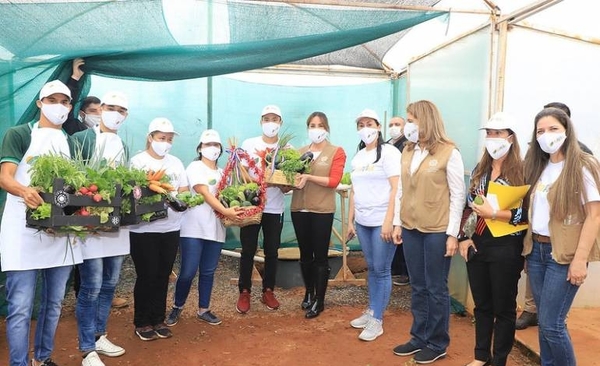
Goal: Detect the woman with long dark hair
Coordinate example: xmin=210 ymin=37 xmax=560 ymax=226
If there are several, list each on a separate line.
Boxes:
xmin=522 ymin=107 xmax=600 ymax=366
xmin=291 ymin=112 xmax=346 ymax=319
xmin=348 ymin=109 xmax=401 ymax=341
xmin=458 ymin=112 xmax=526 ymax=366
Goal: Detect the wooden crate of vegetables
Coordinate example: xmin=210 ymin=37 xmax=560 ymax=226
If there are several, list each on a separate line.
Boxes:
xmin=216 ymin=142 xmax=266 ymax=227
xmin=27 ymin=178 xmax=123 ymax=232
xmin=120 ymin=169 xmax=173 ymax=225
xmin=26 ymin=155 xmax=125 ymax=233
xmin=263 ymin=135 xmax=313 ymax=187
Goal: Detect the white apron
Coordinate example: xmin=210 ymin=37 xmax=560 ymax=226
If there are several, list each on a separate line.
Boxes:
xmin=79 ymin=128 xmax=129 ymax=260
xmin=0 ymin=123 xmax=83 ymax=271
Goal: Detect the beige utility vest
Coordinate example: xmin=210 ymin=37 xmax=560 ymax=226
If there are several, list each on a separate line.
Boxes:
xmin=400 ymin=143 xmax=455 ymax=232
xmin=523 ymin=189 xmax=600 ymax=264
xmin=291 ymin=143 xmax=338 ymax=213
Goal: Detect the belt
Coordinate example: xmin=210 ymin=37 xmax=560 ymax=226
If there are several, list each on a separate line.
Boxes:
xmin=532 ymin=233 xmax=551 ymax=244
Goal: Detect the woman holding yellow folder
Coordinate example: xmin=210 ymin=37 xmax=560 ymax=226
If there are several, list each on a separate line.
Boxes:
xmin=458 ymin=112 xmax=526 ymax=366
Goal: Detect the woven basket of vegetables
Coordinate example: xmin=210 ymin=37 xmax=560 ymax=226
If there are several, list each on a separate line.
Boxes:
xmin=216 ymin=143 xmax=266 ymax=227
xmin=262 ymin=134 xmax=313 ymax=187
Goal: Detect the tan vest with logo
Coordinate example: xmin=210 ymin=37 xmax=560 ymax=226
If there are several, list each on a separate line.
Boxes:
xmin=291 ymin=143 xmax=339 ymax=213
xmin=523 ymin=189 xmax=600 ymax=264
xmin=400 ymin=143 xmax=455 ymax=232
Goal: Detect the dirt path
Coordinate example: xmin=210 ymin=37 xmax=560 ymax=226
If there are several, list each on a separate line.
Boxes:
xmin=0 ymin=256 xmax=538 ymax=365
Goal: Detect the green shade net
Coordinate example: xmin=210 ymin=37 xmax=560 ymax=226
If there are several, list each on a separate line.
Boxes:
xmin=0 ymin=0 xmax=445 ymax=250
xmin=0 ymin=0 xmax=444 ymax=127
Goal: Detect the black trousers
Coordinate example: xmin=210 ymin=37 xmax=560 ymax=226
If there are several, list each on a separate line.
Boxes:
xmin=391 ymin=244 xmax=409 ymax=277
xmin=291 ymin=211 xmax=334 ymax=267
xmin=130 ymin=230 xmax=179 ymax=328
xmin=467 ymin=237 xmax=524 ymax=366
xmin=238 ymin=213 xmax=283 ymax=292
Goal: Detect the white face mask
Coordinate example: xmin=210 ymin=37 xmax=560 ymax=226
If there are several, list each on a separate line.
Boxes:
xmin=485 ymin=138 xmax=512 ymax=160
xmin=537 ymin=132 xmax=566 ymax=154
xmin=151 ymin=140 xmax=172 ymax=157
xmin=357 ymin=127 xmax=379 ymax=145
xmin=41 ymin=102 xmax=69 ymax=125
xmin=261 ymin=121 xmax=280 ymax=138
xmin=102 ymin=110 xmax=126 ymax=131
xmin=389 ymin=126 xmax=402 ymax=140
xmin=404 ymin=122 xmax=419 ymax=143
xmin=201 ymin=146 xmax=221 ymax=161
xmin=308 ymin=128 xmax=328 ymax=144
xmin=83 ymin=114 xmax=101 ymax=128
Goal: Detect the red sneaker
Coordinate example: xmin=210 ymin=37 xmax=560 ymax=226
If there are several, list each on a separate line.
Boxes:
xmin=236 ymin=289 xmax=251 ymax=314
xmin=261 ymin=288 xmax=280 ymax=310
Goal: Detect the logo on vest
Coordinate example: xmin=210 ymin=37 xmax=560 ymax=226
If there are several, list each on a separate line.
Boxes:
xmin=427 ymin=159 xmax=439 ymax=173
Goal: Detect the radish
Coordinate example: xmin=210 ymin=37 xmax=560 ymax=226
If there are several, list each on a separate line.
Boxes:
xmin=79 ymin=187 xmax=89 ymax=195
xmin=89 ymin=184 xmax=98 ymax=193
xmin=92 ymin=194 xmax=102 ymax=202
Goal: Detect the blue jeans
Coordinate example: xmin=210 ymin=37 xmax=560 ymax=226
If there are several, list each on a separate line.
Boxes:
xmin=5 ymin=266 xmax=72 ymax=366
xmin=355 ymin=223 xmax=395 ymax=320
xmin=76 ymin=255 xmax=124 ymax=352
xmin=527 ymin=241 xmax=579 ymax=366
xmin=174 ymin=237 xmax=223 ymax=310
xmin=402 ymin=229 xmax=451 ymax=353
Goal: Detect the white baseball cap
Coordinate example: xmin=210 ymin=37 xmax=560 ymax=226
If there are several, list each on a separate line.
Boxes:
xmin=148 ymin=117 xmax=178 ymax=135
xmin=199 ymin=129 xmax=221 ymax=144
xmin=39 ymin=80 xmax=71 ymax=100
xmin=481 ymin=112 xmax=516 ymax=131
xmin=101 ymin=91 xmax=129 ymax=109
xmin=261 ymin=105 xmax=282 ymax=118
xmin=355 ymin=109 xmax=379 ymax=123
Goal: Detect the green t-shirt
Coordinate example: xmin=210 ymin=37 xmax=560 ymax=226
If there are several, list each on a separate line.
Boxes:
xmin=0 ymin=122 xmax=34 ymax=165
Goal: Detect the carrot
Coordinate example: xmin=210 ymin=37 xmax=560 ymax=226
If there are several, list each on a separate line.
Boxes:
xmin=147 ymin=170 xmax=156 ymax=180
xmin=160 ymin=182 xmax=175 ymax=191
xmin=153 ymin=169 xmax=166 ymax=181
xmin=148 ymin=183 xmax=167 ymax=194
xmin=149 ymin=180 xmax=162 ymax=186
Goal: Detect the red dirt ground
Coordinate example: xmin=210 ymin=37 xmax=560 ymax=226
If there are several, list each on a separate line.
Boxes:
xmin=0 ymin=298 xmax=537 ymax=366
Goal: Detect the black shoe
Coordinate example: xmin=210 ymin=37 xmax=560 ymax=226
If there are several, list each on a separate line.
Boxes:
xmin=393 ymin=342 xmax=422 ymax=356
xmin=515 ymin=311 xmax=538 ymax=330
xmin=413 ymin=347 xmax=446 ymax=364
xmin=135 ymin=326 xmax=158 ymax=341
xmin=153 ymin=323 xmax=173 ymax=339
xmin=392 ymin=275 xmax=410 ymax=286
xmin=301 ymin=290 xmax=314 ymax=310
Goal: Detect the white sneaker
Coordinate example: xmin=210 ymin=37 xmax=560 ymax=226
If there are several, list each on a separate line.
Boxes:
xmin=350 ymin=309 xmax=374 ymax=329
xmin=95 ymin=335 xmax=125 ymax=357
xmin=358 ymin=318 xmax=384 ymax=341
xmin=82 ymin=351 xmax=105 ymax=366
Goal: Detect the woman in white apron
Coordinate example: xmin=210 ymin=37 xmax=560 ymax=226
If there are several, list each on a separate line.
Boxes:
xmin=0 ymin=80 xmax=83 ymax=366
xmin=70 ymin=91 xmax=130 ymax=366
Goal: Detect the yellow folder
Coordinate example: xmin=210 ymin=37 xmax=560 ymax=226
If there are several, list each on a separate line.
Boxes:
xmin=485 ymin=181 xmax=530 ymax=237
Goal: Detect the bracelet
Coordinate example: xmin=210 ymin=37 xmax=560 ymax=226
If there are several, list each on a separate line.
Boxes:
xmin=491 ymin=209 xmax=498 ymax=221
